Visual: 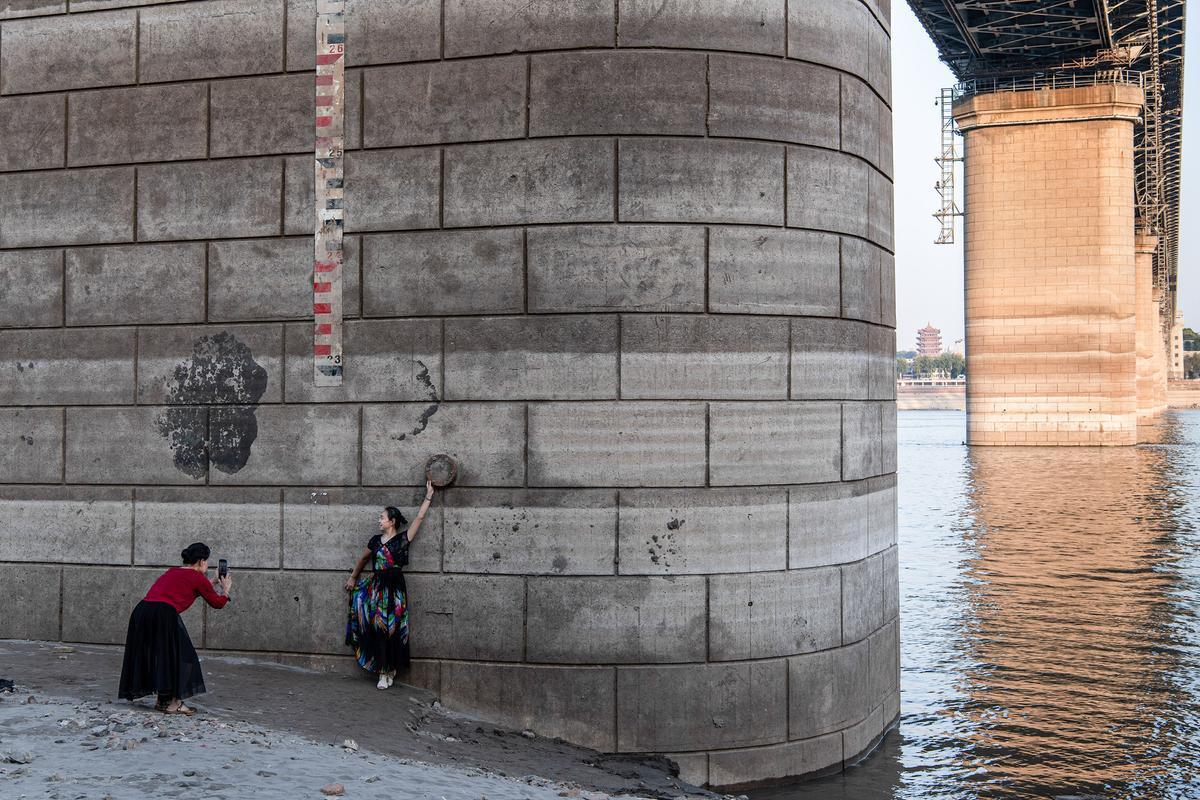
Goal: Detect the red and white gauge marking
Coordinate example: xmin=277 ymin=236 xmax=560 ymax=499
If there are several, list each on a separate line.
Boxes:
xmin=313 ymin=0 xmax=345 ymax=386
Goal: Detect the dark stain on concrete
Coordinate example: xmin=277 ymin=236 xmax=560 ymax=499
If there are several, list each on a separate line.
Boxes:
xmin=208 ymin=407 xmax=259 ymax=474
xmin=155 ymin=332 xmax=268 ymax=478
xmin=393 ymin=360 xmax=440 ymax=441
xmin=155 ymin=407 xmax=208 ymax=479
xmin=646 ymin=531 xmax=679 ymax=569
xmin=666 ymin=518 xmax=685 ymax=530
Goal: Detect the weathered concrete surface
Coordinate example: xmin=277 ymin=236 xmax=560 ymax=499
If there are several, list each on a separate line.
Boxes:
xmin=786 ymin=147 xmax=869 ymax=239
xmin=0 ymin=327 xmax=135 ymax=405
xmin=0 ymin=250 xmax=61 ymax=328
xmin=66 ymin=244 xmax=206 ymax=325
xmin=137 ymin=0 xmax=283 ymax=83
xmin=530 ymin=51 xmax=706 ymax=137
xmin=68 ymin=83 xmax=207 ymax=166
xmin=209 ymin=236 xmax=361 ymax=321
xmin=619 ymin=139 xmax=785 ymax=225
xmin=0 ymin=0 xmax=896 ymax=788
xmin=620 ymin=315 xmax=789 ymax=399
xmin=616 ymin=661 xmax=787 ymax=751
xmin=708 ymin=54 xmax=838 ymax=147
xmin=0 ymin=10 xmax=136 ymax=94
xmin=345 ymin=148 xmax=440 ymax=232
xmin=441 ymin=661 xmax=619 ymax=752
xmin=366 ymin=57 xmax=525 ymax=146
xmin=790 ymin=480 xmax=871 ymax=568
xmin=363 ymin=403 xmax=526 ymax=487
xmin=527 ymin=225 xmax=706 ymax=313
xmin=0 ymin=94 xmax=66 ymax=171
xmin=707 ymin=567 xmax=842 ymax=660
xmin=133 ymin=487 xmax=282 ymax=569
xmin=282 ymin=486 xmax=443 ymax=572
xmin=0 ymin=486 xmax=132 ymax=564
xmin=708 ymin=402 xmax=842 ymax=485
xmin=0 ymin=408 xmax=62 ymax=483
xmin=619 ymin=0 xmax=785 ymax=55
xmin=66 ymin=406 xmax=206 ymax=484
xmin=445 ymin=316 xmax=618 ymax=400
xmin=617 ymin=488 xmax=787 ymax=575
xmin=0 ymin=167 xmax=134 ymax=247
xmin=445 ymin=139 xmax=615 ymax=227
xmin=442 ymin=488 xmax=616 ymax=575
xmin=526 ymin=575 xmax=706 ymax=663
xmin=0 ymin=564 xmax=61 ymax=640
xmin=284 ymin=318 xmax=440 ymax=402
xmin=443 ymin=0 xmax=614 ymax=57
xmin=710 ymin=228 xmax=839 ymax=317
xmin=791 ymin=319 xmax=870 ymax=401
xmin=137 ymin=159 xmax=281 ymax=241
xmin=364 ymin=229 xmax=525 ymax=316
xmin=211 ymin=71 xmax=363 ymax=156
xmin=527 ymin=403 xmax=707 ymax=487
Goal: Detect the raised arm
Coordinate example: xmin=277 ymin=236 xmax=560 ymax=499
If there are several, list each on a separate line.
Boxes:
xmin=407 ymin=478 xmax=436 ymax=542
xmin=344 ymin=549 xmax=371 ymax=591
xmin=195 ymin=571 xmax=229 ymax=609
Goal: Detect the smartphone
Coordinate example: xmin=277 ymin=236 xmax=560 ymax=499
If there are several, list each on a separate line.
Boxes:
xmin=218 ymin=558 xmax=228 ymax=579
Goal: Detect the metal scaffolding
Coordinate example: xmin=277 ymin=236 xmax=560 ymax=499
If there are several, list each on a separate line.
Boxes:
xmin=934 ymin=87 xmax=962 ymax=245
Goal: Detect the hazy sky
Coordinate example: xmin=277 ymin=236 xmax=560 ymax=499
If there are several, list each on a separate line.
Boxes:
xmin=891 ymin=3 xmax=1196 ymax=352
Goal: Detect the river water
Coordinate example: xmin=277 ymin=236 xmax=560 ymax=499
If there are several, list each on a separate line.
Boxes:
xmin=756 ymin=410 xmax=1200 ymax=800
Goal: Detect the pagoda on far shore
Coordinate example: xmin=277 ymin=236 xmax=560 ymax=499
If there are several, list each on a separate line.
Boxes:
xmin=917 ymin=323 xmax=943 ymax=358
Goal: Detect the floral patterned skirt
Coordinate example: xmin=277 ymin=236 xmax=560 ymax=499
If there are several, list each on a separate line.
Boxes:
xmin=345 ymin=569 xmax=410 ymax=674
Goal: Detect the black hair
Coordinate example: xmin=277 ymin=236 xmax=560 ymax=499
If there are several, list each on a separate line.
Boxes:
xmin=181 ymin=542 xmax=211 ymax=565
xmin=384 ymin=506 xmax=408 ymax=531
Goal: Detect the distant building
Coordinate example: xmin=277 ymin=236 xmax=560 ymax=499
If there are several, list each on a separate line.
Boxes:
xmin=917 ymin=323 xmax=943 ymax=357
xmin=1172 ymin=311 xmax=1185 ymax=379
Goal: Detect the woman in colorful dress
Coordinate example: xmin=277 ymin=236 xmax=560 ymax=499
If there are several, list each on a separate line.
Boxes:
xmin=118 ymin=542 xmax=232 ymax=714
xmin=344 ymin=479 xmax=436 ymax=689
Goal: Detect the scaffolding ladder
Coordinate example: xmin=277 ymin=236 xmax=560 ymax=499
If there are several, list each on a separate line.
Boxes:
xmin=934 ymin=86 xmax=963 ymax=244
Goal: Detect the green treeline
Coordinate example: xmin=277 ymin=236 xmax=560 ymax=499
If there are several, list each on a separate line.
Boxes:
xmin=896 ymin=353 xmax=966 ymax=379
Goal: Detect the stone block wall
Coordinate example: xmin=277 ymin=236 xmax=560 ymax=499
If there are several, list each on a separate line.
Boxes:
xmin=955 ymin=85 xmax=1145 ymax=446
xmin=0 ymin=0 xmax=897 ymax=787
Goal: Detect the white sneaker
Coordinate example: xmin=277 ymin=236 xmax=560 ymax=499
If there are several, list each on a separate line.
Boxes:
xmin=384 ymin=671 xmax=395 ymax=688
xmin=376 ymin=674 xmax=389 ymax=690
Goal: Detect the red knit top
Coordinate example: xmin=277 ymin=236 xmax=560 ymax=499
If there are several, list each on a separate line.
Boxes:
xmin=144 ymin=567 xmax=229 ymax=613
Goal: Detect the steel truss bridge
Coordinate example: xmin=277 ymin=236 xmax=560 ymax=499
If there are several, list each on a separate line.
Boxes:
xmin=910 ymin=0 xmax=1186 ymax=319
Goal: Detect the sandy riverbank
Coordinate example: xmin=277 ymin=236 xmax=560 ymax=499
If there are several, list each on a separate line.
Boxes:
xmin=0 ymin=640 xmax=721 ymax=800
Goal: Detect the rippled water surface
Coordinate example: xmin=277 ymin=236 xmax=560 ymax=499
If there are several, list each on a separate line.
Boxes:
xmin=756 ymin=410 xmax=1200 ymax=800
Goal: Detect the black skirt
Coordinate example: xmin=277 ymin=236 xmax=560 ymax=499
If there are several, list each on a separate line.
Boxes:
xmin=118 ymin=600 xmax=206 ymax=702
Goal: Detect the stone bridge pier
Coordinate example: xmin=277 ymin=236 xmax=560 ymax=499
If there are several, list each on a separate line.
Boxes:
xmin=954 ymin=83 xmax=1162 ymax=446
xmin=0 ymin=0 xmax=897 ymax=788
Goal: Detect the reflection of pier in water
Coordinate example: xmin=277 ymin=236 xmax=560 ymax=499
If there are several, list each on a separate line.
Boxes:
xmin=957 ymin=415 xmax=1196 ymax=796
xmin=751 ymin=411 xmax=1200 ymax=799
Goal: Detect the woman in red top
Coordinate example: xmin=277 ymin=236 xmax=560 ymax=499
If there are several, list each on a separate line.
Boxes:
xmin=118 ymin=542 xmax=232 ymax=715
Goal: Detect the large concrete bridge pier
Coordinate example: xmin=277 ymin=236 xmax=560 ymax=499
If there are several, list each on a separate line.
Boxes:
xmin=954 ymin=84 xmax=1150 ymax=445
xmin=911 ymin=0 xmax=1185 ymax=448
xmin=0 ymin=0 xmax=898 ymax=789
